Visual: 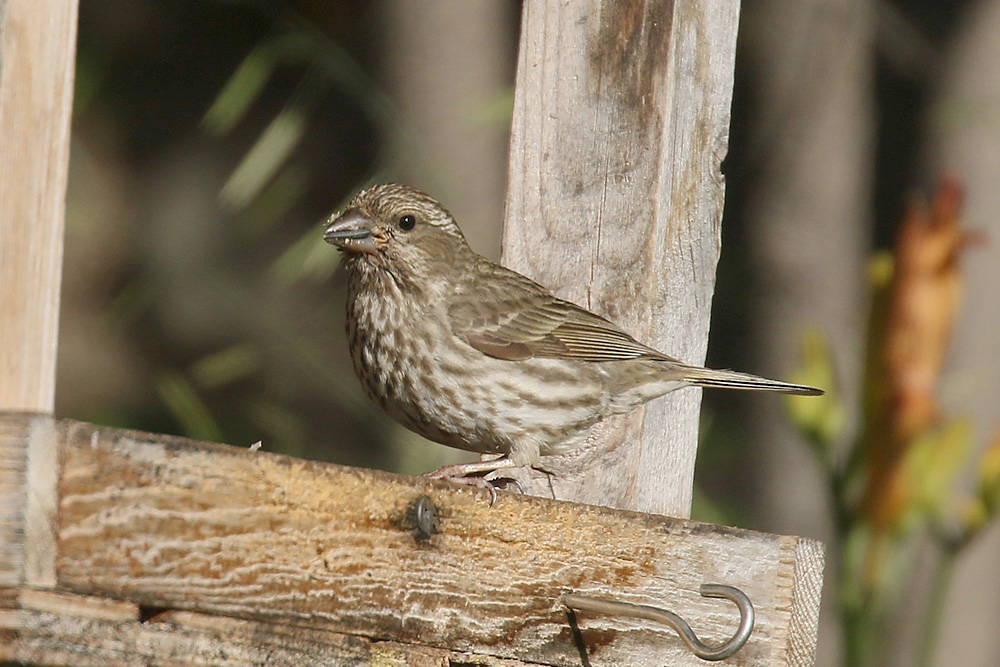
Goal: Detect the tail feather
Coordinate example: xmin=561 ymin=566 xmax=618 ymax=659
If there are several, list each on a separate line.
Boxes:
xmin=682 ymin=367 xmax=823 ymax=396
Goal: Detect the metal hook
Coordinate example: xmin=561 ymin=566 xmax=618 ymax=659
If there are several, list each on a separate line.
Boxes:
xmin=562 ymin=584 xmax=754 ymax=661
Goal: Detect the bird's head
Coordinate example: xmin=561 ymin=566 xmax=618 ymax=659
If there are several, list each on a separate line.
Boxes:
xmin=323 ymin=184 xmax=473 ymax=277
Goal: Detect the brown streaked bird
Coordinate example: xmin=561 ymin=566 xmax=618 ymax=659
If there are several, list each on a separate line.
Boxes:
xmin=324 ymin=184 xmax=822 ymax=495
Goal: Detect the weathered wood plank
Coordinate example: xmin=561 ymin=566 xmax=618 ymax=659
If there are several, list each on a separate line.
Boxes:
xmin=0 ymin=0 xmax=78 ymax=412
xmin=0 ymin=412 xmax=59 ymax=588
xmin=0 ymin=415 xmax=30 ymax=586
xmin=502 ymin=0 xmax=741 ymax=516
xmin=0 ymin=413 xmax=823 ymax=666
xmin=0 ymin=588 xmax=540 ymax=666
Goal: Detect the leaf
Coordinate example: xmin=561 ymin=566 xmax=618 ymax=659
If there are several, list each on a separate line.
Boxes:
xmin=191 ymin=344 xmax=262 ymax=389
xmin=155 ymin=371 xmax=222 ymax=443
xmin=218 ymin=71 xmax=325 ymax=211
xmin=904 ymin=418 xmax=972 ymax=527
xmin=976 ymin=425 xmax=1000 ymax=518
xmin=202 ymin=39 xmax=278 ymax=136
xmin=786 ymin=328 xmax=845 ymax=452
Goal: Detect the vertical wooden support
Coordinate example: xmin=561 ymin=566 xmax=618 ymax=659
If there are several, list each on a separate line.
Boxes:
xmin=503 ymin=0 xmax=740 ymax=516
xmin=0 ymin=0 xmax=79 ymax=412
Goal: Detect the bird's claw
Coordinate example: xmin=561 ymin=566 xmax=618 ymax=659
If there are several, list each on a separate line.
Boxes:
xmin=423 ymin=459 xmax=522 ymax=505
xmin=423 ymin=471 xmax=499 ymax=504
xmin=484 ymin=473 xmax=525 ymax=495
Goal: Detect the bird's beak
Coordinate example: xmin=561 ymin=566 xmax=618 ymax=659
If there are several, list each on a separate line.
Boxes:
xmin=324 ymin=208 xmax=379 ymax=255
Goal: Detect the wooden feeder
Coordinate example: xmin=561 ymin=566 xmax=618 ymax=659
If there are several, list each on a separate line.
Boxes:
xmin=1 ymin=1 xmax=824 ymax=665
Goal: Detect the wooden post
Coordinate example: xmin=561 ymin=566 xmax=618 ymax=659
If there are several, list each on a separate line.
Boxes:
xmin=0 ymin=0 xmax=79 ymax=413
xmin=503 ymin=0 xmax=740 ymax=516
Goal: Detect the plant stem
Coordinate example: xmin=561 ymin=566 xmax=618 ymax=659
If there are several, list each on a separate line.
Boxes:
xmin=842 ymin=603 xmax=877 ymax=667
xmin=917 ymin=545 xmax=959 ymax=667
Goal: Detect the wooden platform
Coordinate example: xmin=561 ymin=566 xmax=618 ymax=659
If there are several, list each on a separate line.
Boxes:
xmin=1 ymin=413 xmax=823 ymax=666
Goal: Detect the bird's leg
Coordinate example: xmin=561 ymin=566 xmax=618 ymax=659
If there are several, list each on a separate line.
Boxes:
xmin=424 ymin=455 xmax=516 ymax=479
xmin=423 ymin=456 xmax=520 ymax=504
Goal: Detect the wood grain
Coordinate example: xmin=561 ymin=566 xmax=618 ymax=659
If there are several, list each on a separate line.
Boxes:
xmin=0 ymin=588 xmax=541 ymax=666
xmin=0 ymin=414 xmax=823 ymax=666
xmin=502 ymin=0 xmax=741 ymax=516
xmin=0 ymin=0 xmax=78 ymax=413
xmin=0 ymin=412 xmax=58 ymax=588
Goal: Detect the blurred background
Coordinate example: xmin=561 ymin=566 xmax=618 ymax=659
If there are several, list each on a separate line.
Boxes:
xmin=57 ymin=1 xmax=1000 ymax=665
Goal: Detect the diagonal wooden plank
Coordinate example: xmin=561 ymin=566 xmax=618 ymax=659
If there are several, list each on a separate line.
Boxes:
xmin=0 ymin=414 xmax=822 ymax=666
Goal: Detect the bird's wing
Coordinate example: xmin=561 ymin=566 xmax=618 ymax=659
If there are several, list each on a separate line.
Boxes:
xmin=448 ymin=265 xmax=671 ymax=362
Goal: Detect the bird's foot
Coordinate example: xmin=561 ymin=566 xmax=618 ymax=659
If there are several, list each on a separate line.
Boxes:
xmin=423 ymin=457 xmax=521 ymax=505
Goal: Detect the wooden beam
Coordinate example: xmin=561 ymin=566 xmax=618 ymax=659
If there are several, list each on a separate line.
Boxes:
xmin=502 ymin=0 xmax=741 ymax=515
xmin=1 ymin=413 xmax=823 ymax=666
xmin=0 ymin=589 xmax=541 ymax=667
xmin=0 ymin=0 xmax=79 ymax=413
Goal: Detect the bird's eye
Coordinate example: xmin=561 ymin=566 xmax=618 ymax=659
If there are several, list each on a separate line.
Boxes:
xmin=398 ymin=214 xmax=416 ymax=231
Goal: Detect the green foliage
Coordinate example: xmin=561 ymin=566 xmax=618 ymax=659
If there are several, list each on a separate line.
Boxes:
xmin=786 ymin=328 xmax=845 ymax=461
xmin=904 ymin=418 xmax=971 ymax=529
xmin=156 ymin=370 xmax=223 ymax=443
xmin=789 ymin=312 xmax=999 ymax=667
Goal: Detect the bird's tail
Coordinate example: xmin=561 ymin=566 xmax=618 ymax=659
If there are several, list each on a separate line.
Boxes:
xmin=682 ymin=367 xmax=823 ymax=396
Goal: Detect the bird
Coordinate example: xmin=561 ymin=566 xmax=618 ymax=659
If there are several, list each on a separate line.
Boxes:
xmin=324 ymin=183 xmax=822 ymax=496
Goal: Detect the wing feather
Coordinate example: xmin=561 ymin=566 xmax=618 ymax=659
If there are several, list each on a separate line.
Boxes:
xmin=449 ymin=262 xmax=672 ymax=363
